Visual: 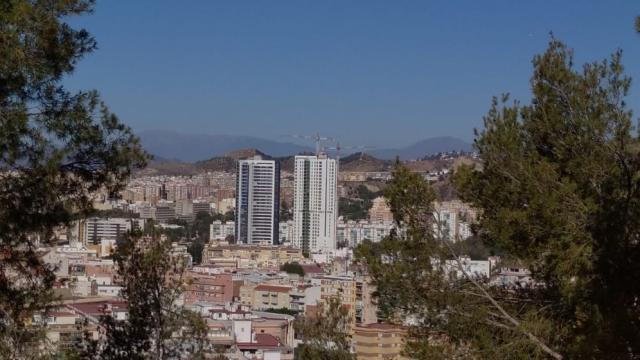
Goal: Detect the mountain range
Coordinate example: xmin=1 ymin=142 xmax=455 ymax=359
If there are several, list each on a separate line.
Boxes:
xmin=139 ymin=130 xmax=472 ymax=162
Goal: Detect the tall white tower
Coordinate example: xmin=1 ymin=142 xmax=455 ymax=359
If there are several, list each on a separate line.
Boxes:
xmin=293 ymin=154 xmax=338 ymax=254
xmin=235 ymin=158 xmax=280 ymax=245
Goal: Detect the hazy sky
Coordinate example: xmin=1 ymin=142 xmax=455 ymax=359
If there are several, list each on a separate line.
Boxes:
xmin=65 ymin=1 xmax=640 ymax=148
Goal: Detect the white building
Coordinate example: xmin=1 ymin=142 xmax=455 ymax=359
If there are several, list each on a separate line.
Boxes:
xmin=210 ymin=221 xmax=235 ymax=242
xmin=84 ymin=218 xmax=144 ymax=245
xmin=235 ymin=158 xmax=280 ymax=245
xmin=336 ymin=219 xmax=394 ymax=247
xmin=433 ymin=200 xmax=476 ymax=242
xmin=293 ymin=154 xmax=338 ymax=254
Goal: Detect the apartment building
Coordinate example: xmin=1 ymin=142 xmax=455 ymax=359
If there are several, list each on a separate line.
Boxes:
xmin=236 ymin=158 xmax=281 ymax=245
xmin=353 ymin=323 xmax=408 ymax=360
xmin=252 ymin=284 xmax=292 ymax=310
xmin=184 ymin=272 xmax=234 ymax=305
xmin=202 ymin=243 xmax=304 ymax=269
xmin=83 ymin=218 xmax=144 ymax=245
xmin=293 ymin=154 xmax=338 ymax=254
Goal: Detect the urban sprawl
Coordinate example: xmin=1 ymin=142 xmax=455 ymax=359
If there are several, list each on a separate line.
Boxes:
xmin=40 ymin=150 xmax=529 ymax=359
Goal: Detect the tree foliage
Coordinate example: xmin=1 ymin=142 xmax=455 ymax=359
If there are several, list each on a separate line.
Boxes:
xmin=357 ymin=162 xmax=563 ymax=359
xmin=280 ymin=262 xmax=305 ymax=277
xmin=454 ymin=38 xmax=640 ymax=358
xmin=294 ymin=297 xmax=355 ymax=360
xmin=83 ymin=233 xmax=206 ymax=359
xmin=0 ymin=0 xmax=146 ymax=357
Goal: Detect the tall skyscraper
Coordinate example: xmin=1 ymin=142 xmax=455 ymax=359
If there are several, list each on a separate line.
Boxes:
xmin=235 ymin=158 xmax=280 ymax=245
xmin=293 ymin=154 xmax=338 ymax=253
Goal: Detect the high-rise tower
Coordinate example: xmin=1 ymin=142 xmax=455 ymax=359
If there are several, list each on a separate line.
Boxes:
xmin=235 ymin=158 xmax=280 ymax=245
xmin=293 ymin=154 xmax=338 ymax=253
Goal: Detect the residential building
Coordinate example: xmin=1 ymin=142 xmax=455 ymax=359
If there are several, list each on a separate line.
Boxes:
xmin=293 ymin=154 xmax=338 ymax=254
xmin=353 ymin=323 xmax=408 ymax=360
xmin=336 ymin=219 xmax=393 ymax=247
xmin=236 ymin=158 xmax=281 ymax=245
xmin=210 ymin=221 xmax=235 ymax=242
xmin=84 ymin=218 xmax=143 ymax=245
xmin=252 ymin=284 xmax=292 ymax=310
xmin=368 ymin=196 xmax=393 ymax=222
xmin=184 ymin=271 xmax=234 ymax=305
xmin=433 ymin=200 xmax=477 ymax=242
xmin=202 ymin=243 xmax=304 ymax=270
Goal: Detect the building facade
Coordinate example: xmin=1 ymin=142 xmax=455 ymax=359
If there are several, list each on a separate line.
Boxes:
xmin=293 ymin=155 xmax=338 ymax=254
xmin=84 ymin=218 xmax=143 ymax=245
xmin=235 ymin=158 xmax=281 ymax=245
xmin=353 ymin=323 xmax=408 ymax=360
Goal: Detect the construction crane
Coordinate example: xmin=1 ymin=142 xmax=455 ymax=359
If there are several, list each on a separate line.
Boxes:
xmin=284 ymin=133 xmax=334 ymax=155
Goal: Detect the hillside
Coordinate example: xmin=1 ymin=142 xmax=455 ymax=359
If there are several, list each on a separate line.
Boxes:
xmin=139 ymin=149 xmax=477 ymax=176
xmin=339 ymin=152 xmax=392 ymax=172
xmin=194 ymin=149 xmax=269 ymax=173
xmin=372 ymin=136 xmax=472 ymax=160
xmin=139 ymin=130 xmax=312 ymax=162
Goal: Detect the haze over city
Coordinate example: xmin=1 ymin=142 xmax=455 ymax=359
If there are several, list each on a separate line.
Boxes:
xmin=65 ymin=1 xmax=640 ymax=148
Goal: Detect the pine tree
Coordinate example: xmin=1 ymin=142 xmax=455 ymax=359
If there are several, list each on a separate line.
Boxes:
xmin=84 ymin=233 xmax=207 ymax=359
xmin=0 ymin=1 xmax=146 ymax=358
xmin=294 ymin=297 xmax=355 ymax=360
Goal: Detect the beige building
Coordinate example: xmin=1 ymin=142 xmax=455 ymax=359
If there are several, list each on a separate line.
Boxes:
xmin=239 ymin=283 xmax=257 ymax=307
xmin=202 ymin=242 xmax=304 ymax=269
xmin=354 ymin=323 xmax=408 ymax=360
xmin=368 ymin=196 xmax=393 ymax=222
xmin=356 ymin=276 xmax=378 ymax=326
xmin=252 ymin=284 xmax=292 ymax=310
xmin=312 ymin=275 xmax=357 ymax=327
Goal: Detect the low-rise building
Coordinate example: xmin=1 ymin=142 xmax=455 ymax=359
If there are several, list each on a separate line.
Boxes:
xmin=253 ymin=284 xmax=292 ymax=310
xmin=184 ymin=271 xmax=234 ymax=305
xmin=202 ymin=242 xmax=304 ymax=270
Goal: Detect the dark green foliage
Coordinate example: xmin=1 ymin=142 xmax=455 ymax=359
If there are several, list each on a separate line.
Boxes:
xmin=211 ymin=210 xmax=234 ymax=222
xmin=0 ymin=0 xmax=146 ymax=357
xmin=339 ymin=185 xmax=383 ymax=221
xmin=280 ymin=262 xmax=305 ymax=276
xmin=357 ymin=164 xmax=559 ymax=359
xmin=293 ymin=298 xmax=355 ymax=360
xmin=451 ymin=235 xmax=500 ymax=260
xmin=280 ymin=201 xmax=292 ymax=221
xmin=192 ymin=211 xmax=213 ymax=241
xmin=188 ymin=241 xmax=205 ymax=264
xmin=92 ymin=208 xmax=140 ymax=219
xmin=455 ymin=38 xmax=640 ymax=358
xmin=263 ymin=307 xmax=300 ymax=316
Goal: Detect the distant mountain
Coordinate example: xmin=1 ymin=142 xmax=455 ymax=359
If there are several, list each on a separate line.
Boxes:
xmin=372 ymin=136 xmax=472 ymax=160
xmin=193 ymin=149 xmax=270 ymax=173
xmin=339 ymin=152 xmax=393 ymax=172
xmin=139 ymin=130 xmax=313 ymax=162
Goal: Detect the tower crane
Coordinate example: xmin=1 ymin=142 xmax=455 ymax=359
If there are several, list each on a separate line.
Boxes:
xmin=284 ymin=133 xmax=334 ymax=155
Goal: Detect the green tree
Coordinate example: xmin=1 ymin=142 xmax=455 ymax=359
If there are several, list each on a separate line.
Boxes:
xmin=294 ymin=297 xmax=355 ymax=360
xmin=280 ymin=201 xmax=292 ymax=221
xmin=455 ymin=38 xmax=640 ymax=358
xmin=357 ymin=163 xmax=561 ymax=359
xmin=0 ymin=0 xmax=146 ymax=358
xmin=84 ymin=233 xmax=206 ymax=359
xmin=280 ymin=262 xmax=305 ymax=276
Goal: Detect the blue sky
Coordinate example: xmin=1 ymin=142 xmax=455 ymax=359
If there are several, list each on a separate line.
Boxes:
xmin=65 ymin=1 xmax=640 ymax=147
